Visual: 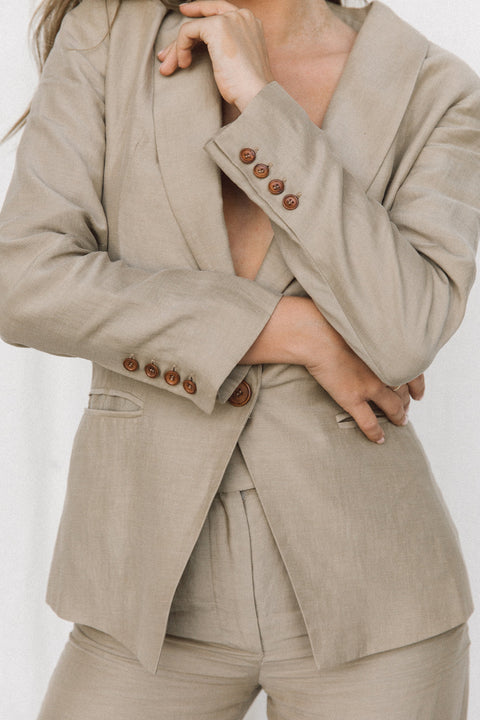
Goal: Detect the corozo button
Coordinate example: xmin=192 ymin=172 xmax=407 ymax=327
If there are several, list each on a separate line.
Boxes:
xmin=239 ymin=148 xmax=256 ymax=164
xmin=228 ymin=380 xmax=252 ymax=407
xmin=253 ymin=163 xmax=269 ymax=178
xmin=268 ymin=179 xmax=285 ymax=195
xmin=123 ymin=357 xmax=139 ymax=372
xmin=183 ymin=379 xmax=197 ymax=394
xmin=164 ymin=370 xmax=180 ymax=386
xmin=144 ymin=362 xmax=160 ymax=379
xmin=283 ymin=194 xmax=300 ymax=210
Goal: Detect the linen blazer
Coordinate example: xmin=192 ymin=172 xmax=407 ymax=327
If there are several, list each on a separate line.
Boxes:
xmin=0 ymin=0 xmax=479 ymax=676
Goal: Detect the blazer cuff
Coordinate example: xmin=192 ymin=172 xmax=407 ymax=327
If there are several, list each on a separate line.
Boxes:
xmin=197 ymin=282 xmax=281 ymax=414
xmin=203 ymin=81 xmax=326 ymax=249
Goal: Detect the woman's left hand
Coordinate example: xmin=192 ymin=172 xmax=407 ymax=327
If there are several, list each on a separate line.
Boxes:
xmin=157 ymin=0 xmax=275 ymax=111
xmin=389 ymin=374 xmax=425 ymax=417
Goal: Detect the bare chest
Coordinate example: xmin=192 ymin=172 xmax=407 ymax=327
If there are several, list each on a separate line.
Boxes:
xmin=222 ymin=55 xmax=351 ymax=280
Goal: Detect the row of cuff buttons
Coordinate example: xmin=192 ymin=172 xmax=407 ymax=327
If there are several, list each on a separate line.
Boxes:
xmin=123 ymin=357 xmax=197 ymax=394
xmin=123 ymin=357 xmax=252 ymax=407
xmin=239 ymin=148 xmax=300 ymax=210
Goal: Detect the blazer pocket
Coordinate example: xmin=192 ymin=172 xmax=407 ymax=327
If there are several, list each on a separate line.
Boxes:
xmin=335 ymin=406 xmax=389 ymax=430
xmin=85 ymin=388 xmax=144 ymax=418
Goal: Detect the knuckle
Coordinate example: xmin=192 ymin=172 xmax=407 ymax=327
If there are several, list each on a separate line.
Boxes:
xmin=177 ymin=26 xmax=188 ymax=43
xmin=215 ymin=14 xmax=228 ymax=29
xmin=238 ymin=7 xmax=254 ymax=19
xmin=370 ymin=380 xmax=385 ymax=398
xmin=350 ymin=391 xmax=365 ymax=407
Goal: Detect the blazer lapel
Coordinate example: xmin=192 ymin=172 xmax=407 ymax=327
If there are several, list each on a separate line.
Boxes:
xmin=322 ymin=0 xmax=429 ymax=191
xmin=153 ymin=12 xmax=235 ymax=274
xmin=257 ymin=1 xmax=429 ymax=292
xmin=151 ymin=1 xmax=428 ymax=288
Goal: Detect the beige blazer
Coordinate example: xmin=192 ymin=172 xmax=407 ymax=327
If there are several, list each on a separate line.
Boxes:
xmin=0 ymin=0 xmax=478 ymax=675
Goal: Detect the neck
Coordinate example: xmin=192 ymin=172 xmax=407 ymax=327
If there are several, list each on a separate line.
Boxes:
xmin=227 ymin=0 xmax=336 ymax=51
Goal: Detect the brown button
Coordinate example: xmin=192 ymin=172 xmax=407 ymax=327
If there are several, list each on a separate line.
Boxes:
xmin=183 ymin=378 xmax=197 ymax=394
xmin=144 ymin=362 xmax=160 ymax=379
xmin=283 ymin=194 xmax=300 ymax=210
xmin=253 ymin=163 xmax=269 ymax=179
xmin=268 ymin=179 xmax=285 ymax=195
xmin=123 ymin=357 xmax=139 ymax=372
xmin=228 ymin=380 xmax=252 ymax=407
xmin=239 ymin=148 xmax=256 ymax=164
xmin=164 ymin=369 xmax=180 ymax=386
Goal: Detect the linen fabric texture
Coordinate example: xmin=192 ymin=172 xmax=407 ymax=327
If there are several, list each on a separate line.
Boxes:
xmin=37 ymin=480 xmax=470 ymax=719
xmin=0 ymin=0 xmax=478 ymax=676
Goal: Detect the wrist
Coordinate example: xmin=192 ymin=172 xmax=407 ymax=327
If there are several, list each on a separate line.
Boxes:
xmin=286 ymin=297 xmax=336 ymax=367
xmin=240 ymin=296 xmax=330 ymax=366
xmin=235 ymin=77 xmax=272 ymax=113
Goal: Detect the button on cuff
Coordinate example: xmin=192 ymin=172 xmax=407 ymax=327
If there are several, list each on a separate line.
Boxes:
xmin=123 ymin=357 xmax=139 ymax=372
xmin=268 ymin=179 xmax=285 ymax=195
xmin=144 ymin=362 xmax=160 ymax=379
xmin=183 ymin=378 xmax=197 ymax=394
xmin=239 ymin=148 xmax=256 ymax=164
xmin=164 ymin=369 xmax=180 ymax=386
xmin=283 ymin=194 xmax=300 ymax=210
xmin=253 ymin=163 xmax=269 ymax=178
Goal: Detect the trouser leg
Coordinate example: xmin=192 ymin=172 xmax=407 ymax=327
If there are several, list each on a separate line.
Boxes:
xmin=37 ymin=485 xmax=267 ymax=720
xmin=36 ymin=623 xmax=262 ymax=720
xmin=234 ymin=487 xmax=471 ymax=720
xmin=259 ymin=622 xmax=470 ymax=720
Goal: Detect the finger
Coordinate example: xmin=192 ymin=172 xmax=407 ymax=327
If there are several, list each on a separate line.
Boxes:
xmin=371 ymin=385 xmax=408 ymax=426
xmin=175 ymin=21 xmax=205 ymax=68
xmin=350 ymin=403 xmax=385 ymax=444
xmin=158 ymin=43 xmax=179 ymax=75
xmin=408 ymin=373 xmax=425 ymax=400
xmin=157 ymin=44 xmax=172 ymax=60
xmin=179 ymin=0 xmax=237 ymax=17
xmin=395 ymin=384 xmax=411 ymax=413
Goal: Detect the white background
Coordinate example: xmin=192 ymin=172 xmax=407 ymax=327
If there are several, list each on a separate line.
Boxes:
xmin=0 ymin=1 xmax=479 ymax=718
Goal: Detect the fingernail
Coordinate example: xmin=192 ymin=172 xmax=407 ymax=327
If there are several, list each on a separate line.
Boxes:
xmin=401 ymin=414 xmax=409 ymax=426
xmin=376 ymin=436 xmax=385 ymax=444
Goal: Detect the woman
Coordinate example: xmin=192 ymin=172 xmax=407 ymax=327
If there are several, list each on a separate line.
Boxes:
xmin=0 ymin=0 xmax=478 ymax=717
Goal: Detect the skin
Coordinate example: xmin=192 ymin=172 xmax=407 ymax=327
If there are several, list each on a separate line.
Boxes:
xmin=158 ymin=0 xmax=426 ymax=443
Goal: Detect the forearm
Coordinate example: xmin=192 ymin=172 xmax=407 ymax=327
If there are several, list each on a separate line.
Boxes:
xmin=206 ymin=81 xmax=480 ymax=386
xmin=239 ymin=295 xmax=333 ymax=366
xmin=240 ymin=293 xmax=414 ymax=445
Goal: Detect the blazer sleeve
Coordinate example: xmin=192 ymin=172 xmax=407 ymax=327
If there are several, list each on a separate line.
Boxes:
xmin=0 ymin=8 xmax=282 ymax=416
xmin=204 ymin=79 xmax=480 ymax=387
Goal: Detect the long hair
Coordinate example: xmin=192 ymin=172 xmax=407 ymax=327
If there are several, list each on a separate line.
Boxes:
xmin=1 ymin=0 xmax=344 ymax=143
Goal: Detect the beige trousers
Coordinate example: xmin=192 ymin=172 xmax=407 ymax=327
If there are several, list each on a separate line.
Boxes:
xmin=37 ymin=477 xmax=470 ymax=719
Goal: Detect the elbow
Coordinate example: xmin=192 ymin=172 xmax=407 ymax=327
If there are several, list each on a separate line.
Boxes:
xmin=0 ymin=301 xmax=28 ymax=348
xmin=372 ymin=278 xmax=473 ymax=386
xmin=0 ymin=283 xmax=38 ymax=349
xmin=372 ymin=343 xmax=435 ymax=387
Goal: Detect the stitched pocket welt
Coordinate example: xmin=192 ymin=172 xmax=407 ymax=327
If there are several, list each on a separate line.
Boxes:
xmin=335 ymin=407 xmax=389 ymax=429
xmin=85 ymin=388 xmax=144 ymax=418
